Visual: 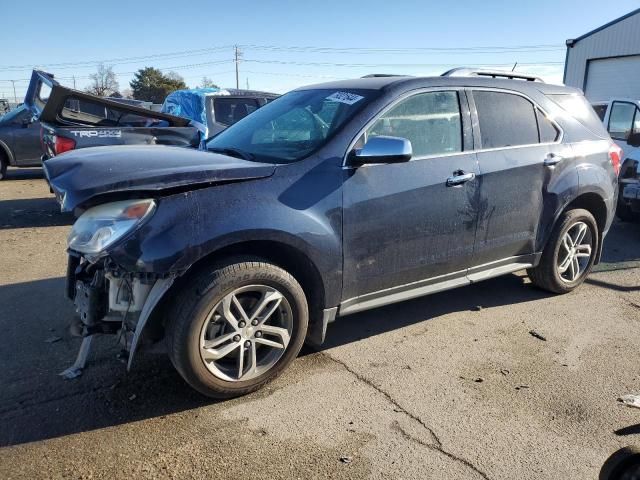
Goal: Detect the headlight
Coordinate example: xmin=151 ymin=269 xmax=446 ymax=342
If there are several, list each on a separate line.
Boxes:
xmin=68 ymin=199 xmax=156 ymax=255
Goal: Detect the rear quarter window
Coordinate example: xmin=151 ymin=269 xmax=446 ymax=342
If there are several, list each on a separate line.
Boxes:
xmin=592 ymin=103 xmax=608 ymax=121
xmin=547 ymin=94 xmax=609 ymax=138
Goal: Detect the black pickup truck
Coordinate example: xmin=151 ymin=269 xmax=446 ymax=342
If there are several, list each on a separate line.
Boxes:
xmin=0 ymin=72 xmax=278 ymax=180
xmin=0 ymin=71 xmax=200 ymax=179
xmin=31 ymin=71 xmax=201 ymax=159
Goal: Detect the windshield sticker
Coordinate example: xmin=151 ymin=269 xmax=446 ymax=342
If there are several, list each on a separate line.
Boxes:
xmin=326 ymin=91 xmax=364 ymax=105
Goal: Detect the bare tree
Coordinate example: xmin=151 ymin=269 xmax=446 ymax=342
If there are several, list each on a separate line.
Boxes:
xmin=198 ymin=76 xmax=219 ymax=89
xmin=86 ymin=64 xmax=119 ymax=97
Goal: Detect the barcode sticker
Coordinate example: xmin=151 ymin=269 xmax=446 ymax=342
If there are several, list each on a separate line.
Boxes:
xmin=326 ymin=91 xmax=364 ymax=105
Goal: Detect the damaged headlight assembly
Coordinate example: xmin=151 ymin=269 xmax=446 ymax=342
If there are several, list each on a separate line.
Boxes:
xmin=67 ymin=199 xmax=156 ymax=256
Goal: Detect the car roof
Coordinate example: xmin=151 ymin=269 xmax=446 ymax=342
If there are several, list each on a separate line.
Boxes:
xmin=294 ymin=75 xmax=581 ymax=96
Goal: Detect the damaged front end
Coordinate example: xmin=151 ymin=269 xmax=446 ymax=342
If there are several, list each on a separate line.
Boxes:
xmin=61 ymin=198 xmax=175 ymax=378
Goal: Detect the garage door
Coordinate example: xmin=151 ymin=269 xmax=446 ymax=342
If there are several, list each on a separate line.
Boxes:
xmin=585 ymin=55 xmax=640 ymax=102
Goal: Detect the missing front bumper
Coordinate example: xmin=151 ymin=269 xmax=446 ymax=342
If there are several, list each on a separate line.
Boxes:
xmin=61 ymin=253 xmax=175 ymax=378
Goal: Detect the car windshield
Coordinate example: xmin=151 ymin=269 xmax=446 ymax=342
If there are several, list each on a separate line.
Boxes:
xmin=206 ymin=88 xmax=376 ymax=163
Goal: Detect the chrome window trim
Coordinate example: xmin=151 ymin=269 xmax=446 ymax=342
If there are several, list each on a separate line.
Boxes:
xmin=468 ymin=87 xmax=564 ymax=149
xmin=342 ymin=86 xmax=565 ymax=168
xmin=342 ymin=87 xmax=467 ymax=167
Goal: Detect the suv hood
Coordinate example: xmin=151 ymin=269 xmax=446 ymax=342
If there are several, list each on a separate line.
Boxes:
xmin=43 ymin=145 xmax=276 ymax=212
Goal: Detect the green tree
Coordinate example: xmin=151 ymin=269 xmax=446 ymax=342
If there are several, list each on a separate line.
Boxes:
xmin=129 ymin=67 xmax=187 ymax=103
xmin=198 ymin=76 xmax=219 ymax=89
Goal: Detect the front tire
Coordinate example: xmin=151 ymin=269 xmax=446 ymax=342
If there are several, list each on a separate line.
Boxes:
xmin=166 ymin=258 xmax=308 ymax=399
xmin=527 ymin=209 xmax=598 ymax=294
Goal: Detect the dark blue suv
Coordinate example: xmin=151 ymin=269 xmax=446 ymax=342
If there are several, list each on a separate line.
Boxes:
xmin=45 ymin=71 xmax=619 ymax=398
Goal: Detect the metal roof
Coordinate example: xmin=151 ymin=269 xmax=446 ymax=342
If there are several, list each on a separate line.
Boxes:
xmin=567 ymin=8 xmax=640 ymax=45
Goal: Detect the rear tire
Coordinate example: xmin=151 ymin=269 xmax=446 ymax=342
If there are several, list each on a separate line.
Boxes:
xmin=166 ymin=258 xmax=308 ymax=399
xmin=527 ymin=209 xmax=598 ymax=294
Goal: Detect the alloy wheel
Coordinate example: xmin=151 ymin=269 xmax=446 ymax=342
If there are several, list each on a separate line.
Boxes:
xmin=199 ymin=285 xmax=293 ymax=382
xmin=557 ymin=221 xmax=593 ymax=283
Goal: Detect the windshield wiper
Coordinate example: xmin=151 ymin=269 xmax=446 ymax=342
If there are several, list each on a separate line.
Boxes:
xmin=208 ymin=147 xmax=254 ymax=161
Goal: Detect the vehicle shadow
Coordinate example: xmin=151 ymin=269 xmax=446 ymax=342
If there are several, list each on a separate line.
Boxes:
xmin=586 ymin=219 xmax=640 ymax=292
xmin=1 ymin=221 xmax=638 ymax=447
xmin=0 ymin=272 xmax=551 ymax=447
xmin=0 ymin=197 xmax=73 ymax=229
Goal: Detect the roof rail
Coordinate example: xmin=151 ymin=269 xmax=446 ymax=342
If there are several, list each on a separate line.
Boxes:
xmin=441 ymin=67 xmax=544 ymax=82
xmin=361 ymin=73 xmax=410 ymax=78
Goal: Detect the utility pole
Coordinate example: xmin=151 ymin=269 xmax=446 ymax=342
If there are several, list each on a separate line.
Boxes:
xmin=10 ymin=80 xmax=17 ymax=103
xmin=246 ymin=78 xmax=249 ymax=89
xmin=234 ymin=45 xmax=242 ymax=89
xmin=73 ymin=76 xmax=77 ymax=89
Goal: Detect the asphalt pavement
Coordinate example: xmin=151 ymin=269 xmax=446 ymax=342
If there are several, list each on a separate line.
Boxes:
xmin=1 ymin=167 xmax=640 ymax=479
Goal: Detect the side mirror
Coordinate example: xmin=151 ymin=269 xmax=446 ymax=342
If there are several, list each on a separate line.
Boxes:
xmin=352 ymin=135 xmax=412 ymax=165
xmin=628 ymin=132 xmax=640 ymax=148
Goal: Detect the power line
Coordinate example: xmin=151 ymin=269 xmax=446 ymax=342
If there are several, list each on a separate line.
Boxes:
xmin=0 ymin=46 xmax=234 ymax=72
xmin=241 ymin=44 xmax=565 ymax=55
xmin=0 ymin=42 xmax=565 ymax=73
xmin=244 ymin=59 xmax=564 ymax=68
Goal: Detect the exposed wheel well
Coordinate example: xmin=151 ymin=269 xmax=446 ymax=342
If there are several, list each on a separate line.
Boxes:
xmin=143 ymin=240 xmax=327 ymax=344
xmin=565 ymin=193 xmax=607 ymax=235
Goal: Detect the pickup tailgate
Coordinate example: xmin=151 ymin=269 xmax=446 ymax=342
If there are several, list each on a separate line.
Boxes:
xmin=41 ymin=124 xmax=200 ymax=158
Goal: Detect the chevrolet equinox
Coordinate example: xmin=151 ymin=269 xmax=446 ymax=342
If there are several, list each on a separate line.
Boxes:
xmin=44 ymin=72 xmax=619 ymax=398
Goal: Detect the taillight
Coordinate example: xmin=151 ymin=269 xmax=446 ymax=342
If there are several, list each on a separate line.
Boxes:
xmin=609 ymin=143 xmax=622 ymax=176
xmin=54 ymin=135 xmax=76 ymax=155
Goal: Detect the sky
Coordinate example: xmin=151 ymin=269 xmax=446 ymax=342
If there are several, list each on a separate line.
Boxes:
xmin=0 ymin=0 xmax=638 ymax=101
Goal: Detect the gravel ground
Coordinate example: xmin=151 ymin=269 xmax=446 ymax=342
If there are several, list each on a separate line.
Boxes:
xmin=1 ymin=167 xmax=640 ymax=479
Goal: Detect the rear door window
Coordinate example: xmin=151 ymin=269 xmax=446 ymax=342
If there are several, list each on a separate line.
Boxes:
xmin=608 ymin=101 xmax=639 ymax=141
xmin=473 ymin=91 xmax=539 ymax=149
xmin=213 ymin=98 xmax=260 ymax=126
xmin=366 ymin=91 xmax=462 ymax=158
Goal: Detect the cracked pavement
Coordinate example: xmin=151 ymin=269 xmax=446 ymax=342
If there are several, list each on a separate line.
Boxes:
xmin=1 ymin=168 xmax=640 ymax=479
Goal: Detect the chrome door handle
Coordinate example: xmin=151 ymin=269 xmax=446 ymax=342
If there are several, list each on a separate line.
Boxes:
xmin=446 ymin=171 xmax=476 ymax=187
xmin=544 ymin=153 xmax=563 ymax=166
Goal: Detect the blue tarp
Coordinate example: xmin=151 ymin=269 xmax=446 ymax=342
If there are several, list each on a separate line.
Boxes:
xmin=161 ymin=88 xmax=221 ymax=140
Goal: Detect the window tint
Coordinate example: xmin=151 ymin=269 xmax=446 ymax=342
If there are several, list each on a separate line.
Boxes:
xmin=213 ymin=98 xmax=260 ymax=126
xmin=366 ymin=91 xmax=462 ymax=157
xmin=608 ymin=102 xmax=638 ymax=140
xmin=592 ymin=104 xmax=607 ymax=121
xmin=474 ymin=91 xmax=538 ymax=148
xmin=536 ymin=109 xmax=559 ymax=143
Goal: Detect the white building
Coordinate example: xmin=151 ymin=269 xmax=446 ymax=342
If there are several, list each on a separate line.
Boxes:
xmin=564 ymin=8 xmax=640 ymax=102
